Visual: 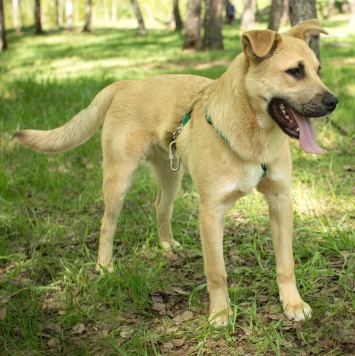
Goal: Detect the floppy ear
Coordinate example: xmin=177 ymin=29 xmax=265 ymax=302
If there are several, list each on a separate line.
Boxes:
xmin=284 ymin=19 xmax=328 ymax=41
xmin=242 ymin=30 xmax=282 ymax=61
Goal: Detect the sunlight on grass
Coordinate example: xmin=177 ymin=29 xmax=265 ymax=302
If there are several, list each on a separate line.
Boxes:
xmin=1 ymin=21 xmax=354 ymax=355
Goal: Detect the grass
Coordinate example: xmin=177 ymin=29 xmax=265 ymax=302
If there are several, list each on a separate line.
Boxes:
xmin=1 ymin=20 xmax=355 ymax=355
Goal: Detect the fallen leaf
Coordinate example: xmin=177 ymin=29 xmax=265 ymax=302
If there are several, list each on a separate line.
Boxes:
xmin=90 ymin=329 xmax=109 ymax=341
xmin=47 ymin=338 xmax=57 ymax=349
xmin=166 ymin=286 xmax=189 ymax=296
xmin=37 ymin=332 xmax=51 ymax=338
xmin=266 ymin=313 xmax=287 ymax=321
xmin=217 ymin=338 xmax=227 ymax=347
xmin=293 ymin=322 xmax=302 ymax=340
xmin=162 ymin=341 xmax=174 ymax=350
xmin=151 ymin=294 xmax=164 ymax=303
xmin=0 ymin=307 xmax=6 ymax=321
xmin=151 ymin=301 xmax=166 ymax=315
xmin=120 ymin=326 xmax=134 ymax=338
xmin=173 ymin=311 xmax=194 ymax=324
xmin=101 ymin=329 xmax=109 ymax=338
xmin=343 ymin=165 xmax=355 ymax=172
xmin=167 ymin=327 xmax=178 ymax=334
xmin=44 ymin=322 xmax=62 ymax=333
xmin=171 ymin=337 xmax=185 ymax=347
xmin=72 ymin=323 xmax=85 ymax=334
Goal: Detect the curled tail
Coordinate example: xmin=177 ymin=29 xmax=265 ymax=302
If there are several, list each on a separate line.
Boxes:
xmin=12 ymin=81 xmax=128 ymax=153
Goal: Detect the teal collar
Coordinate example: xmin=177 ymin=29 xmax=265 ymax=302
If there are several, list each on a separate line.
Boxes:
xmin=174 ymin=111 xmax=267 ymax=178
xmin=204 ymin=110 xmax=230 ymax=144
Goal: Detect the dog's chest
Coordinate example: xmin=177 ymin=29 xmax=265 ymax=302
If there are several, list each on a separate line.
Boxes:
xmin=220 ymin=163 xmax=264 ymax=205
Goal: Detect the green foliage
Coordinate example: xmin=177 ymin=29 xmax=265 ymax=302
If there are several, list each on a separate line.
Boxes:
xmin=3 ymin=0 xmax=174 ymax=31
xmin=1 ymin=20 xmax=354 ymax=355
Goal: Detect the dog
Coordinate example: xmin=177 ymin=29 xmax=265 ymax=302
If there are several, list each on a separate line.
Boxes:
xmin=13 ymin=19 xmax=338 ymax=325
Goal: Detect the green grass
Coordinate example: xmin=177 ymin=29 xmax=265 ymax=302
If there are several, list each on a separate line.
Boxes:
xmin=1 ymin=21 xmax=355 ymax=355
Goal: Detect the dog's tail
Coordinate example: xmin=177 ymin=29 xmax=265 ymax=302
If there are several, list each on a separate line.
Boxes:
xmin=12 ymin=81 xmax=127 ymax=153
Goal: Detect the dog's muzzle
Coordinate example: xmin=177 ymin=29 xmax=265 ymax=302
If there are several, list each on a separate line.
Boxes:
xmin=267 ymin=92 xmax=339 ymax=154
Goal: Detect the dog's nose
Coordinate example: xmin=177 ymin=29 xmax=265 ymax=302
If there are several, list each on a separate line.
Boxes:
xmin=322 ymin=94 xmax=339 ymax=112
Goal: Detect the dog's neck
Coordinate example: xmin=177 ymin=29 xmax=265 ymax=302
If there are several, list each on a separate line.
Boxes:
xmin=200 ymin=56 xmax=287 ymax=164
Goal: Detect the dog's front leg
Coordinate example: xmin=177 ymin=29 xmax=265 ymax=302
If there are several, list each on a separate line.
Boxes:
xmin=199 ymin=202 xmax=231 ymax=325
xmin=261 ymin=187 xmax=312 ymax=321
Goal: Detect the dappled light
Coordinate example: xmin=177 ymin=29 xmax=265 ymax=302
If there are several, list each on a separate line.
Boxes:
xmin=1 ymin=5 xmax=354 ymax=355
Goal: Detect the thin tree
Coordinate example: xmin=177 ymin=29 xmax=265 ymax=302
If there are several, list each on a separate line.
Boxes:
xmin=349 ymin=0 xmax=355 ymax=27
xmin=202 ymin=0 xmax=223 ymax=50
xmin=326 ymin=0 xmax=335 ymax=19
xmin=82 ymin=0 xmax=92 ymax=32
xmin=173 ymin=0 xmax=183 ymax=31
xmin=0 ymin=0 xmax=7 ymax=51
xmin=55 ymin=0 xmax=63 ymax=26
xmin=288 ymin=0 xmax=319 ymax=59
xmin=182 ymin=0 xmax=202 ymax=50
xmin=268 ymin=0 xmax=288 ymax=31
xmin=112 ymin=0 xmax=117 ymax=23
xmin=34 ymin=0 xmax=44 ymax=34
xmin=12 ymin=0 xmax=21 ymax=34
xmin=65 ymin=0 xmax=73 ymax=31
xmin=241 ymin=0 xmax=257 ymax=30
xmin=131 ymin=0 xmax=147 ymax=36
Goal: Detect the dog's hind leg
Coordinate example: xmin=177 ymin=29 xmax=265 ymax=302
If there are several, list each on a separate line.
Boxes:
xmin=96 ymin=158 xmax=138 ymax=272
xmin=96 ymin=125 xmax=152 ymax=272
xmin=148 ymin=148 xmax=183 ymax=249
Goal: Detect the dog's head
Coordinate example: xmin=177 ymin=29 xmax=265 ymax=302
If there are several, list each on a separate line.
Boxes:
xmin=241 ymin=19 xmax=338 ymax=154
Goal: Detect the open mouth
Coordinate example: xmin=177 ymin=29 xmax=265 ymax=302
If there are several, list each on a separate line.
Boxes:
xmin=268 ymin=99 xmax=326 ymax=154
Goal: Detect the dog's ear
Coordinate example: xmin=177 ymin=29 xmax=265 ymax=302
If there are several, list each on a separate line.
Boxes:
xmin=285 ymin=19 xmax=328 ymax=41
xmin=242 ymin=30 xmax=282 ymax=61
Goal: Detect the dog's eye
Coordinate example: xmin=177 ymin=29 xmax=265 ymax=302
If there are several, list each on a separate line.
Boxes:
xmin=285 ymin=66 xmax=304 ymax=79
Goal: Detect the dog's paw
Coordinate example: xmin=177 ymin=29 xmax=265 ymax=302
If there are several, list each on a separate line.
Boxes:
xmin=95 ymin=262 xmax=114 ymax=274
xmin=161 ymin=239 xmax=181 ymax=250
xmin=208 ymin=307 xmax=232 ymax=326
xmin=282 ymin=300 xmax=312 ymax=322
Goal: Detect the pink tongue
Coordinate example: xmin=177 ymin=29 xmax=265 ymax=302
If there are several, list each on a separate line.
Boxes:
xmin=292 ymin=111 xmax=326 ymax=154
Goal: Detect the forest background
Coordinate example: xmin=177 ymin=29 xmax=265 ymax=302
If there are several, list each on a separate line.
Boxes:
xmin=0 ymin=0 xmax=354 ymax=355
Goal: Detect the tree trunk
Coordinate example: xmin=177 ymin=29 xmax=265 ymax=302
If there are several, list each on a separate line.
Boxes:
xmin=12 ymin=0 xmax=21 ymax=34
xmin=0 ymin=0 xmax=7 ymax=51
xmin=111 ymin=0 xmax=117 ymax=23
xmin=104 ymin=0 xmax=109 ymax=23
xmin=202 ymin=0 xmax=223 ymax=50
xmin=55 ymin=0 xmax=63 ymax=26
xmin=289 ymin=0 xmax=320 ymax=60
xmin=241 ymin=0 xmax=257 ymax=30
xmin=327 ymin=0 xmax=335 ymax=19
xmin=182 ymin=0 xmax=202 ymax=50
xmin=349 ymin=0 xmax=355 ymax=28
xmin=131 ymin=0 xmax=147 ymax=36
xmin=268 ymin=0 xmax=287 ymax=31
xmin=55 ymin=0 xmax=59 ymax=26
xmin=82 ymin=0 xmax=92 ymax=32
xmin=65 ymin=0 xmax=73 ymax=30
xmin=173 ymin=0 xmax=183 ymax=31
xmin=34 ymin=0 xmax=43 ymax=34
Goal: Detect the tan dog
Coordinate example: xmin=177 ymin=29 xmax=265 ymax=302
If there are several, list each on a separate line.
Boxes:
xmin=13 ymin=19 xmax=338 ymax=325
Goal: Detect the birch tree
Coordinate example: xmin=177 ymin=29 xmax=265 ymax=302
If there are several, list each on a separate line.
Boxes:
xmin=289 ymin=0 xmax=320 ymax=59
xmin=182 ymin=0 xmax=202 ymax=50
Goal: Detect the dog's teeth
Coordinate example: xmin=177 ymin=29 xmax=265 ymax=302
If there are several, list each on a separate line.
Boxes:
xmin=296 ymin=128 xmax=300 ymax=132
xmin=285 ymin=114 xmax=290 ymax=120
xmin=280 ymin=103 xmax=285 ymax=110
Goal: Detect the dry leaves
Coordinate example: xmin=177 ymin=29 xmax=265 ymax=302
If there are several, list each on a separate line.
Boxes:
xmin=0 ymin=307 xmax=6 ymax=321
